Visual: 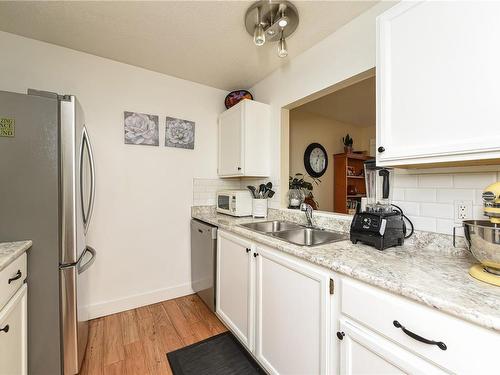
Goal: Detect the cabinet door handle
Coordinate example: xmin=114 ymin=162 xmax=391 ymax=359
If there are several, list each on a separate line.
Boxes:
xmin=0 ymin=325 xmax=9 ymax=333
xmin=237 ymin=167 xmax=242 ymax=171
xmin=378 ymin=146 xmax=385 ymax=153
xmin=246 ymin=248 xmax=251 ymax=253
xmin=393 ymin=320 xmax=447 ymax=351
xmin=8 ymin=270 xmax=22 ymax=284
xmin=253 ymin=253 xmax=259 ymax=257
xmin=336 ymin=331 xmax=345 ymax=340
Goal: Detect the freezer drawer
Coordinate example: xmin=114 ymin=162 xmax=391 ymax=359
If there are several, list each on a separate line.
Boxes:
xmin=191 ymin=219 xmax=217 ymax=311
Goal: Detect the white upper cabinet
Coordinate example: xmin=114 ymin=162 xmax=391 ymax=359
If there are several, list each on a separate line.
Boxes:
xmin=218 ymin=99 xmax=270 ymax=177
xmin=377 ymin=1 xmax=500 ymax=166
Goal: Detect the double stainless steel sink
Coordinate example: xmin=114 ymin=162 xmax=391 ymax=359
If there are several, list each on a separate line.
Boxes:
xmin=240 ymin=220 xmax=347 ymax=247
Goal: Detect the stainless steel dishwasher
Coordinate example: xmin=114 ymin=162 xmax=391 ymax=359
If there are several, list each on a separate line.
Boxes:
xmin=190 ymin=219 xmax=217 ymax=311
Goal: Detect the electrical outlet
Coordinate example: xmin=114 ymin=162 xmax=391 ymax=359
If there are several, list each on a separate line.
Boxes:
xmin=454 ymin=200 xmax=473 ymax=222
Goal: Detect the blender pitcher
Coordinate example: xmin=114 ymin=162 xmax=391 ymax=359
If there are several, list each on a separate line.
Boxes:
xmin=364 ymin=159 xmax=394 ymax=213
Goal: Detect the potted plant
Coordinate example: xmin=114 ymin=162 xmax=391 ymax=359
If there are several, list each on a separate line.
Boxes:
xmin=288 ymin=173 xmax=320 ymax=209
xmin=343 ymin=134 xmax=353 ymax=154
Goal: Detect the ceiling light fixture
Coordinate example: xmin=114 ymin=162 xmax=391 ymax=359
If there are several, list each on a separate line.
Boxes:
xmin=254 ymin=24 xmax=266 ymax=46
xmin=253 ymin=7 xmax=265 ymax=46
xmin=245 ymin=0 xmax=299 ymax=58
xmin=278 ymin=18 xmax=288 ymax=28
xmin=277 ymin=31 xmax=288 ymax=58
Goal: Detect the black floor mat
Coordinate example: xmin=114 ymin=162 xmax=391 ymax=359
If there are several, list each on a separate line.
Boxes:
xmin=166 ymin=332 xmax=266 ymax=375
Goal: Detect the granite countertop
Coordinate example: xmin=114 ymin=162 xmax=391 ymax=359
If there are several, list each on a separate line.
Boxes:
xmin=0 ymin=241 xmax=32 ymax=272
xmin=192 ymin=207 xmax=500 ymax=332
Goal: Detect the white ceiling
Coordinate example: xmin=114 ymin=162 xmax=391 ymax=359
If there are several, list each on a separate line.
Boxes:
xmin=0 ymin=1 xmax=378 ymax=91
xmin=294 ymin=76 xmax=375 ymax=127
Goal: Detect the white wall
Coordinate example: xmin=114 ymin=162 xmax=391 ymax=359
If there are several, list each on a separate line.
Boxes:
xmin=0 ymin=31 xmax=227 ymax=317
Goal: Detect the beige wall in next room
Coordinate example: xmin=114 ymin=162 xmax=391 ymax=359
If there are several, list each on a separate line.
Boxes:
xmin=289 ymin=110 xmax=374 ymax=211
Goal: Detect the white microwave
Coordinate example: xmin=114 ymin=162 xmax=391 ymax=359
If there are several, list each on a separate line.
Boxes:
xmin=216 ymin=190 xmax=252 ymax=217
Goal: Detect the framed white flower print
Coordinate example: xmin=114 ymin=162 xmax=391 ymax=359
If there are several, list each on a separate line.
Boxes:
xmin=165 ymin=117 xmax=195 ymax=150
xmin=124 ymin=111 xmax=159 ymax=146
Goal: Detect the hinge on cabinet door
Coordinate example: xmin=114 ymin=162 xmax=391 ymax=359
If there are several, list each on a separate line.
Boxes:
xmin=329 ymin=279 xmax=334 ymax=295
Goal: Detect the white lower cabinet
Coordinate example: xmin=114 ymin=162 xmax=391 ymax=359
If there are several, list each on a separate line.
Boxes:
xmin=216 ymin=230 xmax=500 ymax=375
xmin=339 ymin=319 xmax=447 ymax=375
xmin=255 ymin=245 xmax=330 ymax=375
xmin=340 ymin=277 xmax=500 ymax=375
xmin=0 ymin=284 xmax=27 ymax=375
xmin=216 ymin=230 xmax=255 ymax=350
xmin=216 ymin=230 xmax=332 ymax=374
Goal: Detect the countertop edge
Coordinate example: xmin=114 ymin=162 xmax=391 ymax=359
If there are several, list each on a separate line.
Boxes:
xmin=192 ymin=214 xmax=500 ymax=332
xmin=0 ymin=240 xmax=32 ymax=272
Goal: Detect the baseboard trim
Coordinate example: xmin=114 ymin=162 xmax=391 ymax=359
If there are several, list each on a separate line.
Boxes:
xmin=87 ymin=282 xmax=194 ymax=319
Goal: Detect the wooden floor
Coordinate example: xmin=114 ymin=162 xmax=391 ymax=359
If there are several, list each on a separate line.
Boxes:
xmin=80 ymin=294 xmax=227 ymax=375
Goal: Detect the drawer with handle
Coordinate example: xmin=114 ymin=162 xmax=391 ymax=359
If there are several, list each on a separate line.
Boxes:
xmin=0 ymin=284 xmax=27 ymax=375
xmin=0 ymin=253 xmax=27 ymax=310
xmin=341 ymin=277 xmax=500 ymax=374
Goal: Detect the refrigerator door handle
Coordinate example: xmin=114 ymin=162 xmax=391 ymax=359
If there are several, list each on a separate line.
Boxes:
xmin=80 ymin=126 xmax=96 ymax=232
xmin=78 ymin=246 xmax=96 ymax=274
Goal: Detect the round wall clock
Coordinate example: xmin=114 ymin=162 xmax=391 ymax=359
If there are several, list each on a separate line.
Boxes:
xmin=304 ymin=143 xmax=328 ymax=178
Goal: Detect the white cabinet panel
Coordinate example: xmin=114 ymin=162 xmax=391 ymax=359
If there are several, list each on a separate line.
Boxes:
xmin=218 ymin=99 xmax=270 ymax=177
xmin=0 ymin=253 xmax=26 ymax=310
xmin=255 ymin=245 xmax=330 ymax=375
xmin=216 ymin=230 xmax=254 ymax=350
xmin=218 ymin=105 xmax=243 ymax=176
xmin=341 ymin=277 xmax=500 ymax=374
xmin=339 ymin=319 xmax=447 ymax=375
xmin=0 ymin=284 xmax=27 ymax=375
xmin=377 ymin=1 xmax=500 ymax=166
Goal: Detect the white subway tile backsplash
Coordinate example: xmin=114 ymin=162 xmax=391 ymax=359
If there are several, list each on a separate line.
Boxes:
xmin=394 ymin=174 xmax=418 ymax=188
xmin=393 ymin=201 xmax=419 ymax=216
xmin=418 ymin=174 xmax=453 ymax=188
xmin=192 ymin=177 xmax=278 ymax=206
xmin=473 ymin=205 xmax=488 ymax=220
xmin=390 ymin=170 xmax=495 ymax=233
xmin=192 ymin=178 xmax=240 ymax=205
xmin=473 ymin=189 xmax=485 ymax=205
xmin=393 ymin=188 xmax=405 ymax=201
xmin=193 ymin=171 xmax=496 ymax=235
xmin=453 ymin=173 xmax=496 ymax=189
xmin=436 ymin=189 xmax=474 ymax=203
xmin=436 ymin=219 xmax=457 ymax=236
xmin=420 ymin=203 xmax=454 ymax=219
xmin=407 ymin=216 xmax=437 ymax=232
xmin=405 ymin=188 xmax=436 ymax=202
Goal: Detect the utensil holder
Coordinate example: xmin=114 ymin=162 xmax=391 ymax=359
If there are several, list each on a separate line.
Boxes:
xmin=252 ymin=199 xmax=268 ymax=218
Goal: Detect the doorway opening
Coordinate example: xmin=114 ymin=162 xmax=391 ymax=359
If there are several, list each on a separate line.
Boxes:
xmin=281 ymin=68 xmax=375 ymax=214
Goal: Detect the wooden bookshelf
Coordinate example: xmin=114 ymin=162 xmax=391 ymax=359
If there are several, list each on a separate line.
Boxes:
xmin=333 ymin=152 xmax=372 ymax=214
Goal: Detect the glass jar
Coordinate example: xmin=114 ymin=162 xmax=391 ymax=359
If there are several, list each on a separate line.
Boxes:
xmin=288 ymin=188 xmax=305 ymax=209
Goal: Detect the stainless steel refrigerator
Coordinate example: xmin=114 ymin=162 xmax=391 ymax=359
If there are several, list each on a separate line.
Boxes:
xmin=0 ymin=89 xmax=97 ymax=374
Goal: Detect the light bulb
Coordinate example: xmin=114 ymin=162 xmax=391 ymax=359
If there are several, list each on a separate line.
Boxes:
xmin=278 ymin=18 xmax=288 ymax=28
xmin=254 ymin=24 xmax=265 ymax=46
xmin=277 ymin=35 xmax=288 ymax=58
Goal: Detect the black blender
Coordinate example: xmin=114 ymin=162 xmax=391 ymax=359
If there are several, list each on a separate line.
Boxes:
xmin=350 ymin=160 xmax=413 ymax=250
